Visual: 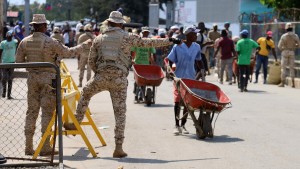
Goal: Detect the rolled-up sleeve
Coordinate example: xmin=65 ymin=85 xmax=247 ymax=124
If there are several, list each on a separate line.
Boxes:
xmin=16 ymin=41 xmax=26 ymax=63
xmin=88 ymin=38 xmax=99 ymax=72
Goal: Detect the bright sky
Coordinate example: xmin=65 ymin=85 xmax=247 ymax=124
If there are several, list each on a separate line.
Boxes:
xmin=8 ymin=0 xmax=46 ymax=5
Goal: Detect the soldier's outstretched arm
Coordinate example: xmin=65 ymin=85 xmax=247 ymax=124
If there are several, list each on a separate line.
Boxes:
xmin=128 ymin=34 xmax=173 ymax=48
xmin=53 ymin=39 xmax=92 ymax=58
xmin=15 ymin=41 xmax=26 ymax=63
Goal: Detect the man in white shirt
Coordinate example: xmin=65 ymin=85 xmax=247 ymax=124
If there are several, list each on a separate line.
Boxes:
xmin=75 ymin=19 xmax=85 ymax=34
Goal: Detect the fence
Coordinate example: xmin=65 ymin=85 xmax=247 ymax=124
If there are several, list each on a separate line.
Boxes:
xmin=240 ymin=22 xmax=300 ymax=78
xmin=0 ymin=63 xmax=63 ymax=168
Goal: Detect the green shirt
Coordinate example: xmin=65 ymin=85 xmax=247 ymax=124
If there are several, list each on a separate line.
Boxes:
xmin=131 ymin=47 xmax=156 ymax=65
xmin=0 ymin=39 xmax=18 ymax=63
xmin=236 ymin=38 xmax=259 ymax=65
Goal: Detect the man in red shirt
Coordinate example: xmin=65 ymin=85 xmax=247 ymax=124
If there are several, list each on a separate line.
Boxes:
xmin=214 ymin=30 xmax=236 ymax=84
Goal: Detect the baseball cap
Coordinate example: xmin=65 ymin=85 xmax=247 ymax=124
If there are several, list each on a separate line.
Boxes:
xmin=170 ymin=25 xmax=179 ymax=30
xmin=184 ymin=26 xmax=200 ymax=35
xmin=6 ymin=30 xmax=13 ymax=37
xmin=266 ymin=31 xmax=273 ymax=37
xmin=240 ymin=29 xmax=249 ymax=36
xmin=141 ymin=26 xmax=150 ymax=33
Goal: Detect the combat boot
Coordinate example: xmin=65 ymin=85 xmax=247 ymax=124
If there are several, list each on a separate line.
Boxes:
xmin=278 ymin=80 xmax=285 ymax=87
xmin=292 ymin=78 xmax=295 ymax=88
xmin=113 ymin=144 xmax=127 ymax=158
xmin=63 ymin=123 xmax=77 ymax=130
xmin=40 ymin=138 xmax=58 ymax=156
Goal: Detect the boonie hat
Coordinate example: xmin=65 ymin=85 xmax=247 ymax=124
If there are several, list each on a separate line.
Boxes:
xmin=106 ymin=11 xmax=126 ymax=24
xmin=285 ymin=22 xmax=292 ymax=29
xmin=184 ymin=26 xmax=200 ymax=35
xmin=53 ymin=27 xmax=60 ymax=33
xmin=30 ymin=14 xmax=47 ymax=25
xmin=84 ymin=24 xmax=93 ymax=31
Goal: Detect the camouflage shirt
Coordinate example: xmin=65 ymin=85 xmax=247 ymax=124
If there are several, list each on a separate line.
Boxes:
xmin=89 ymin=27 xmax=172 ymax=72
xmin=16 ymin=32 xmax=90 ymax=73
xmin=51 ymin=33 xmax=64 ymax=44
xmin=278 ymin=32 xmax=300 ymax=51
xmin=78 ymin=32 xmax=96 ymax=53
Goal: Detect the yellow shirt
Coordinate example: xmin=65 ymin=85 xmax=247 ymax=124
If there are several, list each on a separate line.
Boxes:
xmin=257 ymin=37 xmax=275 ymax=56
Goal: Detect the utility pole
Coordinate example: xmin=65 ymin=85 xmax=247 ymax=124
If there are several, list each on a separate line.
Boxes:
xmin=0 ymin=0 xmax=3 ymax=41
xmin=24 ymin=0 xmax=30 ymax=36
xmin=149 ymin=0 xmax=159 ymax=30
xmin=3 ymin=0 xmax=7 ymax=22
xmin=166 ymin=0 xmax=175 ymax=29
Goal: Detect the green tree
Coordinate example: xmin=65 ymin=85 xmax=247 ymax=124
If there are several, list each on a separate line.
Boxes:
xmin=260 ymin=0 xmax=300 ymax=9
xmin=260 ymin=0 xmax=300 ymax=21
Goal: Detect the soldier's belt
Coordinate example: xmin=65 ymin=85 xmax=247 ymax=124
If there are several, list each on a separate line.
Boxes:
xmin=28 ymin=70 xmax=56 ymax=79
xmin=97 ymin=60 xmax=128 ymax=73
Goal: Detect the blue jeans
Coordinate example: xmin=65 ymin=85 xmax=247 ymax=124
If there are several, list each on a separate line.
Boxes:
xmin=255 ymin=54 xmax=269 ymax=81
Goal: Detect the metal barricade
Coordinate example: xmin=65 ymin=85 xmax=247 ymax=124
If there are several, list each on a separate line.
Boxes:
xmin=0 ymin=63 xmax=63 ymax=168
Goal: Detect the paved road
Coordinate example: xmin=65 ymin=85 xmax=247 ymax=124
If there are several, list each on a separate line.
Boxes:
xmin=61 ymin=58 xmax=300 ymax=169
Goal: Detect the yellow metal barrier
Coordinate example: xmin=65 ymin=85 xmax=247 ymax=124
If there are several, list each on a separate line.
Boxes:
xmin=33 ymin=60 xmax=106 ymax=159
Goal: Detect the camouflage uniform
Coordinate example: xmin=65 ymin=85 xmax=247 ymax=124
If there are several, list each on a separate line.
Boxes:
xmin=278 ymin=31 xmax=300 ymax=86
xmin=16 ymin=32 xmax=89 ymax=155
xmin=74 ymin=27 xmax=172 ymax=146
xmin=75 ymin=26 xmax=85 ymax=67
xmin=51 ymin=33 xmax=64 ymax=44
xmin=78 ymin=32 xmax=95 ymax=86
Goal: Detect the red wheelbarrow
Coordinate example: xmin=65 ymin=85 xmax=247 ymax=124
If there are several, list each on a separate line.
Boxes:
xmin=177 ymin=78 xmax=231 ymax=139
xmin=132 ymin=64 xmax=165 ymax=106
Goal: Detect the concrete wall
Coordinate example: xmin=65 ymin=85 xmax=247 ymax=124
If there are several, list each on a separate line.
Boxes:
xmin=196 ymin=0 xmax=240 ymax=23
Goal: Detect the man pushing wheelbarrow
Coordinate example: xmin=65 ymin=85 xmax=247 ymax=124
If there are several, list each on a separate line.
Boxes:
xmin=165 ymin=26 xmax=205 ymax=135
xmin=165 ymin=26 xmax=231 ymax=138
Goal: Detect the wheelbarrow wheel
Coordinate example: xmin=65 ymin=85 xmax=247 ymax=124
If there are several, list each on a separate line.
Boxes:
xmin=196 ymin=128 xmax=206 ymax=139
xmin=146 ymin=88 xmax=152 ymax=106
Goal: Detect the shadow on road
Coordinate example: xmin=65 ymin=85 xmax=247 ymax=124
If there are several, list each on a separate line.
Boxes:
xmin=246 ymin=90 xmax=267 ymax=94
xmin=60 ymin=147 xmax=100 ymax=161
xmin=143 ymin=104 xmax=174 ymax=108
xmin=101 ymin=157 xmax=220 ymax=164
xmin=184 ymin=134 xmax=244 ymax=143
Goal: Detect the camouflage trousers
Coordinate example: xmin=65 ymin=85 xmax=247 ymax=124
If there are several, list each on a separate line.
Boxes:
xmin=79 ymin=54 xmax=92 ymax=82
xmin=24 ymin=72 xmax=56 ymax=152
xmin=76 ymin=68 xmax=128 ymax=144
xmin=281 ymin=50 xmax=295 ymax=81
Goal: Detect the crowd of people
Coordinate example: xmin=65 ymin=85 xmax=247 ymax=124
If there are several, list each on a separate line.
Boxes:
xmin=0 ymin=10 xmax=299 ymax=160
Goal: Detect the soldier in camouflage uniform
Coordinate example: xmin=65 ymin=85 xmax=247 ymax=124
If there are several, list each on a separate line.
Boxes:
xmin=75 ymin=25 xmax=85 ymax=69
xmin=278 ymin=23 xmax=300 ymax=88
xmin=50 ymin=27 xmax=64 ymax=44
xmin=78 ymin=24 xmax=96 ymax=87
xmin=64 ymin=11 xmax=179 ymax=158
xmin=16 ymin=14 xmax=91 ymax=156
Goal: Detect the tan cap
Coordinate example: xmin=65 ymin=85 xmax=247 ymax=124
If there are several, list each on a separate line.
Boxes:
xmin=106 ymin=11 xmax=125 ymax=24
xmin=30 ymin=14 xmax=47 ymax=25
xmin=84 ymin=24 xmax=93 ymax=31
xmin=285 ymin=22 xmax=292 ymax=29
